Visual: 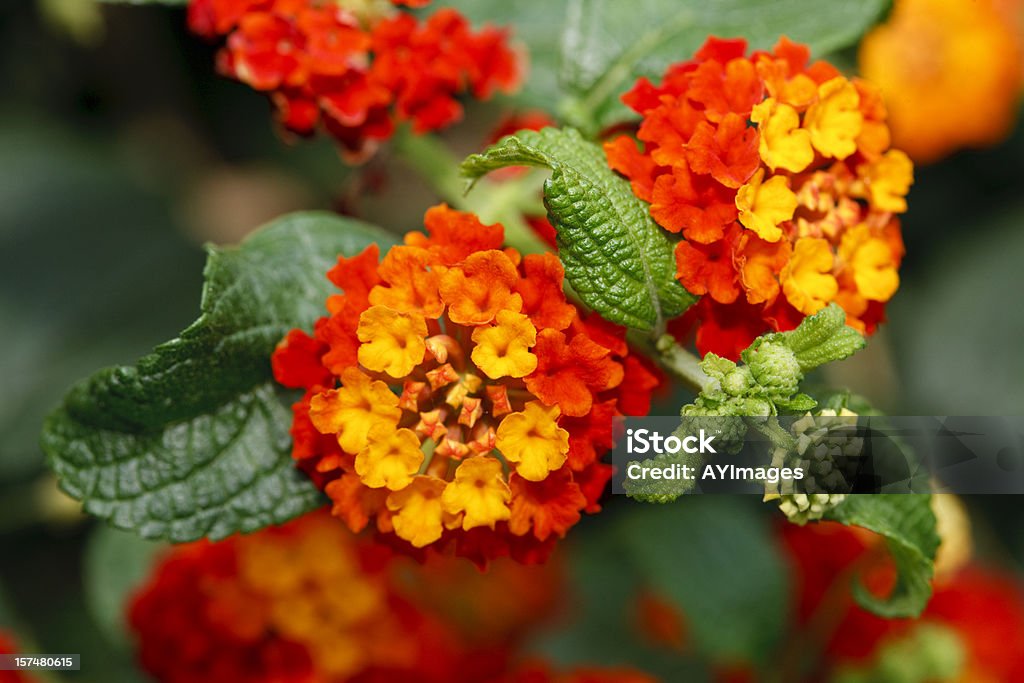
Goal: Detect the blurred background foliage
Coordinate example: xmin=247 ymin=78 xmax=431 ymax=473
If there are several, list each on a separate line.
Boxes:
xmin=1 ymin=0 xmax=1024 ymax=680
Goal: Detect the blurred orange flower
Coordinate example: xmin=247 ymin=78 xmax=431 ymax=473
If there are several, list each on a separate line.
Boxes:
xmin=859 ymin=0 xmax=1023 ymax=163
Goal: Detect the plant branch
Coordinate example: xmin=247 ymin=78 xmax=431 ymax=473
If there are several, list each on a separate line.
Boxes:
xmin=391 ymin=128 xmax=550 ymax=255
xmin=655 ymin=334 xmax=708 ymax=394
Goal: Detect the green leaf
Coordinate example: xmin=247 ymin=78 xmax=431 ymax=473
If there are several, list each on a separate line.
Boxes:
xmin=42 ymin=212 xmax=397 ymax=542
xmin=618 ymin=498 xmax=790 ymax=664
xmin=824 ymin=494 xmax=939 ymax=618
xmin=558 ymin=0 xmax=889 ymax=132
xmin=781 ymin=303 xmax=865 ymax=372
xmin=462 ymin=127 xmax=696 ymax=331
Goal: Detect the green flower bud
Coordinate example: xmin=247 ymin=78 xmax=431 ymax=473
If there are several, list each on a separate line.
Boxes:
xmin=764 ymin=408 xmax=863 ymax=522
xmin=773 ymin=492 xmax=847 ymax=525
xmin=623 ymin=454 xmax=691 ymax=503
xmin=680 ymin=401 xmax=747 ymax=455
xmin=746 ymin=340 xmax=802 ymax=397
xmin=721 ymin=367 xmax=753 ymax=396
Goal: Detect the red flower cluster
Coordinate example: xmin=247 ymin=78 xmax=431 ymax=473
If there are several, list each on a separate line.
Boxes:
xmin=272 ymin=205 xmax=661 ymax=565
xmin=605 ymin=37 xmax=911 ymax=359
xmin=128 ymin=511 xmax=653 ymax=683
xmin=188 ymin=0 xmax=522 ymax=159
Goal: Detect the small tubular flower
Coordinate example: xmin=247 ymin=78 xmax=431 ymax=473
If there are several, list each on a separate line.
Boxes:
xmin=440 ymin=250 xmax=523 ymax=325
xmin=187 ymin=0 xmax=523 ymax=160
xmin=356 ymin=305 xmax=427 ymax=377
xmin=606 ymin=36 xmax=912 ymax=359
xmin=355 ymin=424 xmax=423 ymax=490
xmin=496 ymin=401 xmax=570 ymax=481
xmin=308 ymin=367 xmax=400 ymax=453
xmin=386 ymin=475 xmax=449 ymax=547
xmin=804 ymin=77 xmax=864 ymax=160
xmin=441 ymin=456 xmax=512 ymax=530
xmin=735 ymin=168 xmax=798 ymax=242
xmin=273 ymin=205 xmax=657 ymax=562
xmin=751 ymin=98 xmax=813 ymax=172
xmin=782 ymin=237 xmax=839 ymax=315
xmin=471 ymin=310 xmax=538 ymax=379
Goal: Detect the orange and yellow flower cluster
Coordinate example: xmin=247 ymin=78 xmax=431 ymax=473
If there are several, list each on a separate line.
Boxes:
xmin=188 ymin=0 xmax=521 ymax=159
xmin=128 ymin=511 xmax=653 ymax=683
xmin=272 ymin=205 xmax=660 ymax=563
xmin=605 ymin=37 xmax=912 ymax=359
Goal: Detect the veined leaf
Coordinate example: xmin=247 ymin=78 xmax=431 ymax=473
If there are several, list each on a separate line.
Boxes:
xmin=42 ymin=213 xmax=397 ymax=542
xmin=825 ymin=494 xmax=939 ymax=618
xmin=462 ymin=127 xmax=696 ymax=332
xmin=780 ymin=303 xmax=865 ymax=372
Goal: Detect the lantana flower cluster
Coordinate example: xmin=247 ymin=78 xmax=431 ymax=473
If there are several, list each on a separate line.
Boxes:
xmin=272 ymin=205 xmax=660 ymax=563
xmin=188 ymin=0 xmax=521 ymax=159
xmin=128 ymin=511 xmax=653 ymax=683
xmin=605 ymin=37 xmax=913 ymax=359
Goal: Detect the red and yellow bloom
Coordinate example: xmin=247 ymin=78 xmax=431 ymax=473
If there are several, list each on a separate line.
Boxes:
xmin=272 ymin=205 xmax=659 ymax=563
xmin=606 ymin=37 xmax=911 ymax=359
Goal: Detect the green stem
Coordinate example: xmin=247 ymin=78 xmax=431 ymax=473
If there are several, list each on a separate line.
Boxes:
xmin=558 ymin=10 xmax=695 ymax=136
xmin=750 ymin=416 xmax=798 ymax=452
xmin=391 ymin=127 xmax=464 ymax=204
xmin=391 ymin=128 xmax=550 ymax=255
xmin=654 ymin=335 xmax=708 ymax=394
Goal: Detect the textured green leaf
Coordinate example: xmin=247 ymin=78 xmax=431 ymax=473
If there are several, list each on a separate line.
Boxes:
xmin=42 ymin=213 xmax=397 ymax=542
xmin=619 ymin=498 xmax=790 ymax=663
xmin=781 ymin=303 xmax=865 ymax=372
xmin=462 ymin=127 xmax=696 ymax=331
xmin=825 ymin=494 xmax=939 ymax=618
xmin=559 ymin=0 xmax=889 ymax=131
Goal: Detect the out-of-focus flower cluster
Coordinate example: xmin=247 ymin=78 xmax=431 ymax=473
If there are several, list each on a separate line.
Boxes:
xmin=187 ymin=0 xmax=522 ymax=160
xmin=860 ymin=0 xmax=1023 ymax=163
xmin=272 ymin=205 xmax=660 ymax=564
xmin=605 ymin=37 xmax=912 ymax=360
xmin=128 ymin=511 xmax=654 ymax=683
